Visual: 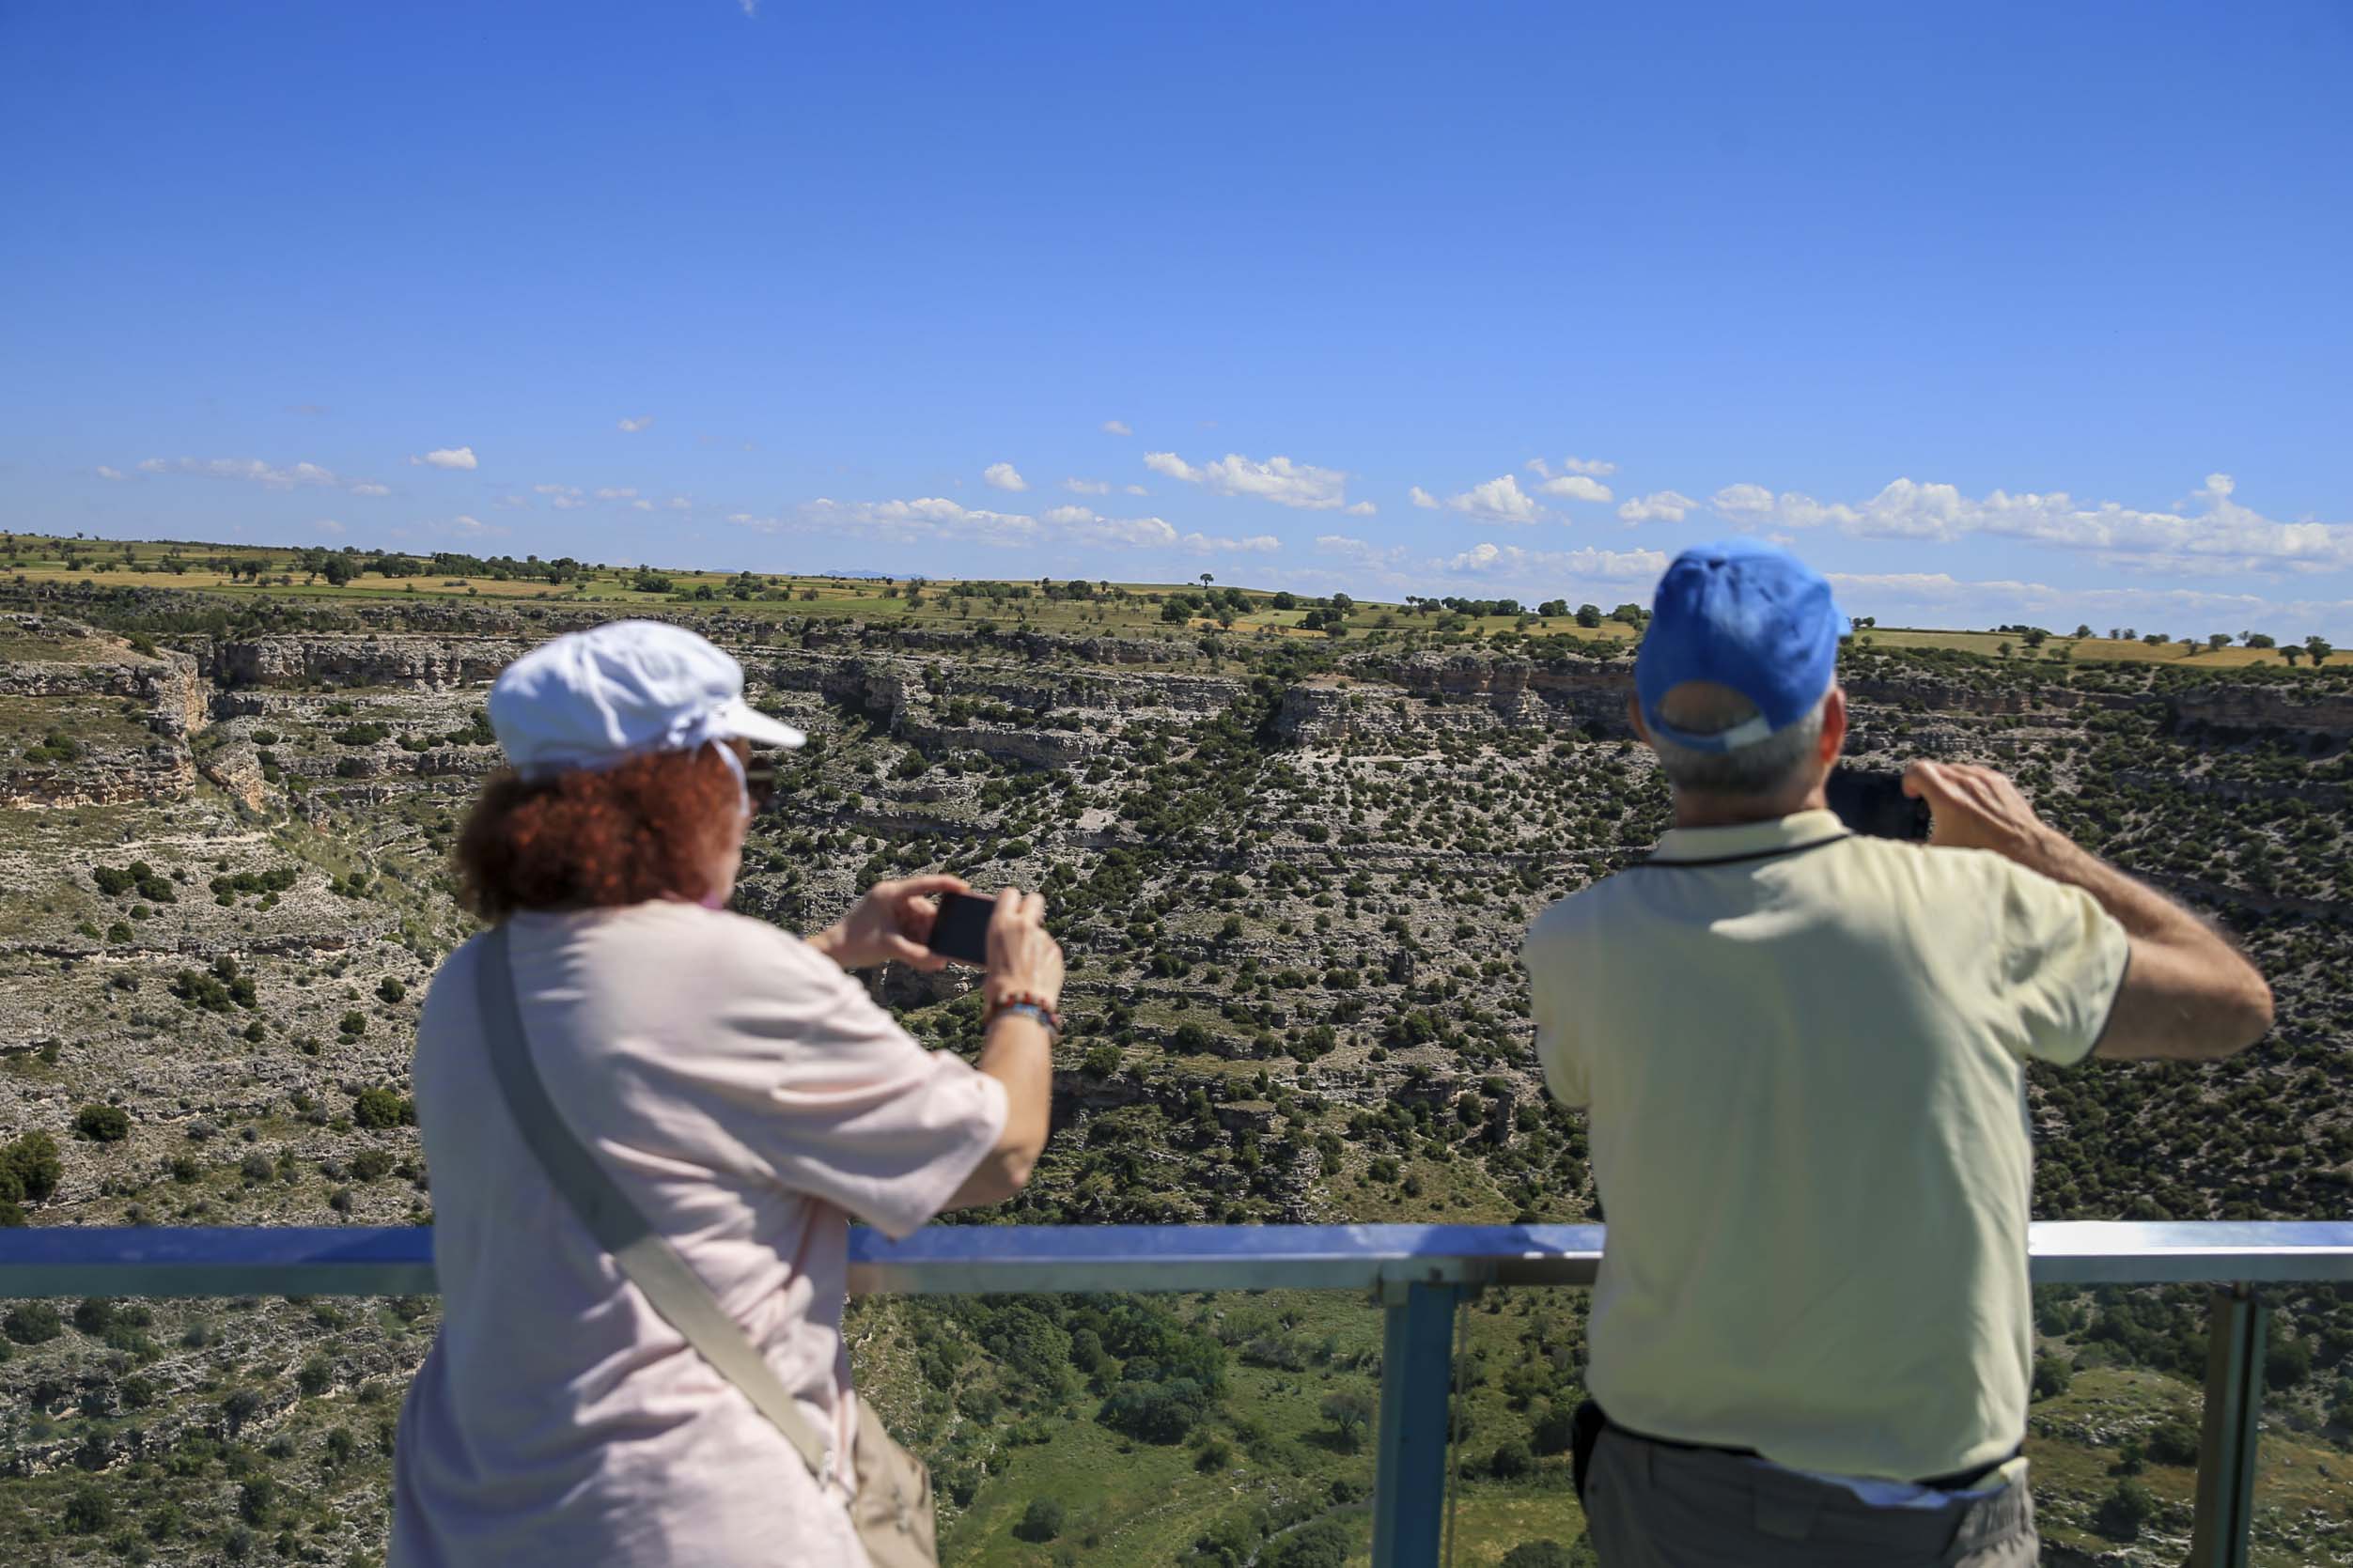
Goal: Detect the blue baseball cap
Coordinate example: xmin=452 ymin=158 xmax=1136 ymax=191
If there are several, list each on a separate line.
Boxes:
xmin=1634 ymin=539 xmax=1849 ymax=753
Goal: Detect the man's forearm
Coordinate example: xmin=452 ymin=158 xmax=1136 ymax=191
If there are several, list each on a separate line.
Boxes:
xmin=2012 ymin=827 xmax=2213 ymax=947
xmin=2016 ymin=823 xmax=2272 ymax=1058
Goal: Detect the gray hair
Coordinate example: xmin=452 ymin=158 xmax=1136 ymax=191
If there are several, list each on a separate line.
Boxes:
xmin=1649 ymin=693 xmax=1827 ymax=799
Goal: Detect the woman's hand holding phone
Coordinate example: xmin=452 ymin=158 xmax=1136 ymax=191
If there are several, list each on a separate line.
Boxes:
xmin=806 ymin=875 xmax=973 ymax=971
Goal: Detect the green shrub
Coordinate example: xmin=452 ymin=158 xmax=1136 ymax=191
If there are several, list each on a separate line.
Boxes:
xmin=1263 ymin=1519 xmax=1350 ymax=1568
xmin=62 ymin=1483 xmax=113 ymax=1533
xmin=74 ymin=1103 xmax=131 ymax=1141
xmin=1099 ymin=1376 xmax=1213 ymax=1443
xmin=352 ymin=1087 xmax=413 ymax=1129
xmin=0 ymin=1131 xmax=61 ymax=1203
xmin=339 ymin=1010 xmax=368 ymax=1037
xmin=2267 ymin=1335 xmax=2314 ymax=1390
xmin=4 ymin=1302 xmax=63 ymax=1344
xmin=1500 ymin=1545 xmax=1574 ymax=1568
xmin=1014 ymin=1498 xmax=1065 ymax=1543
xmin=377 ymin=976 xmax=408 ymax=1003
xmin=2144 ymin=1419 xmax=2200 ymax=1467
xmin=27 ymin=731 xmax=85 ymax=765
xmin=2094 ymin=1477 xmax=2156 ymax=1541
xmin=1531 ymin=1403 xmax=1577 ymax=1455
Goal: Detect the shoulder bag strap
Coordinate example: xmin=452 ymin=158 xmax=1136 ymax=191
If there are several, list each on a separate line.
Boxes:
xmin=473 ymin=924 xmax=837 ymax=1486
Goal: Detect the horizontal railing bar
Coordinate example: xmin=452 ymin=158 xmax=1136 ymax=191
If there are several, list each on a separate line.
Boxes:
xmin=1 ymin=1220 xmax=2349 ymax=1298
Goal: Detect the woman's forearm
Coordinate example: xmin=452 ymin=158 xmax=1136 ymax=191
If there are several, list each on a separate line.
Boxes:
xmin=945 ymin=1012 xmax=1053 ymax=1209
xmin=977 ymin=1011 xmax=1052 ymax=1169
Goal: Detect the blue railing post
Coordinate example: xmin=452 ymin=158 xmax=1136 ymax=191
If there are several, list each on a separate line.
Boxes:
xmin=1372 ymin=1280 xmax=1465 ymax=1568
xmin=2189 ymin=1283 xmax=2267 ymax=1568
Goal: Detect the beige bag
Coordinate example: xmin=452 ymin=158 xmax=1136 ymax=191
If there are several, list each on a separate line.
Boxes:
xmin=477 ymin=926 xmax=939 ymax=1565
xmin=847 ymin=1396 xmax=937 ymax=1568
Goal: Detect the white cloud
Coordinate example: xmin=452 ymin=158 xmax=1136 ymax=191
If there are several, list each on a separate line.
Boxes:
xmin=1038 ymin=504 xmax=1276 ymax=554
xmin=739 ymin=0 xmax=758 ymax=14
xmin=1535 ymin=474 xmax=1614 ymax=504
xmin=1824 ymin=569 xmax=2353 ymax=640
xmin=1062 ymin=511 xmax=1170 ymax=549
xmin=349 ymin=482 xmax=392 ymax=497
xmin=1444 ymin=474 xmax=1542 ymax=526
xmin=1063 ymin=477 xmax=1113 ymax=495
xmin=141 ymin=457 xmax=343 ymax=489
xmin=442 ymin=514 xmax=499 ymax=537
xmin=631 ymin=499 xmax=654 ymax=511
xmin=1617 ymin=490 xmax=1698 ymax=523
xmin=802 ymin=496 xmax=1042 ymax=549
xmin=534 ymin=483 xmax=586 ymax=510
xmin=1124 ymin=484 xmax=1148 ymax=496
xmin=616 ymin=415 xmax=655 ymax=433
xmin=666 ymin=496 xmax=692 ymax=512
xmin=1101 ymin=419 xmax=1132 ymax=436
xmin=983 ymin=461 xmax=1028 ymax=492
xmin=94 ymin=465 xmax=126 ymax=481
xmin=1528 ymin=456 xmax=1617 ymax=480
xmin=594 ymin=487 xmax=638 ymax=502
xmin=1441 ymin=541 xmax=1668 ymax=581
xmin=411 ymin=446 xmax=478 ymax=471
xmin=1344 ymin=500 xmax=1377 ymax=517
xmin=1410 ymin=486 xmax=1440 ymax=510
xmin=315 ymin=519 xmax=345 ymax=536
xmin=789 ymin=495 xmax=1281 ymax=557
xmin=493 ymin=493 xmax=532 ymax=510
xmin=1144 ymin=450 xmax=1353 ymax=510
xmin=1315 ymin=534 xmax=1408 ymax=568
xmin=1711 ymin=472 xmax=2353 ymax=575
xmin=1711 ymin=482 xmax=1780 ymax=520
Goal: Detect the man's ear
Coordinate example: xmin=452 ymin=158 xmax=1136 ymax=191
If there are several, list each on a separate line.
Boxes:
xmin=1818 ymin=685 xmax=1847 ymax=764
xmin=1626 ymin=692 xmax=1650 ymax=745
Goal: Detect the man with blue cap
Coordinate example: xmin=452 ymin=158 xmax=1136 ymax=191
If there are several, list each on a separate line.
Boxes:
xmin=1521 ymin=540 xmax=2272 ymax=1565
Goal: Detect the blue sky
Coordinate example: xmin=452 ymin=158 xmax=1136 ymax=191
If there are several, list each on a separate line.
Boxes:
xmin=6 ymin=2 xmax=2350 ymax=635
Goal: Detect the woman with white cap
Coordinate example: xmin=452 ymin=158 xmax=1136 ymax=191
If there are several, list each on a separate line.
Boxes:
xmin=388 ymin=620 xmax=1059 ymax=1568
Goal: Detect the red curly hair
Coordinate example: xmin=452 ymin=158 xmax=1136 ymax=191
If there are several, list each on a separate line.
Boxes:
xmin=457 ymin=744 xmax=741 ymax=921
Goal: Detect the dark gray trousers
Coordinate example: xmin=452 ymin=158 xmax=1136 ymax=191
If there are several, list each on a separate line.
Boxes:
xmin=1584 ymin=1428 xmax=2038 ymax=1567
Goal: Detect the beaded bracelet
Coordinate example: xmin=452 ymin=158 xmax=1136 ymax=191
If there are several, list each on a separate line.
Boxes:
xmin=985 ymin=992 xmax=1062 ymax=1039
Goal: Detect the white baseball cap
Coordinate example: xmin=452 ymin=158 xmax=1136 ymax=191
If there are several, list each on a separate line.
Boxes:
xmin=487 ymin=619 xmax=805 ymax=781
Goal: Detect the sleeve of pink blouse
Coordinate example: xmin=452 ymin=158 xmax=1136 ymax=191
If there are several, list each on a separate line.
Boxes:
xmin=691 ymin=920 xmax=1009 ymax=1241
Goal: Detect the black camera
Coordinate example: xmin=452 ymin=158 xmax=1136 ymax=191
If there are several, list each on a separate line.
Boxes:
xmin=1827 ymin=768 xmax=1932 ymax=841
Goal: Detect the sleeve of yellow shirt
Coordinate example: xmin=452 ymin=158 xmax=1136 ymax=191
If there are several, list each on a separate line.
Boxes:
xmin=1989 ymin=856 xmax=2132 ymax=1066
xmin=1522 ymin=907 xmax=1591 ymax=1108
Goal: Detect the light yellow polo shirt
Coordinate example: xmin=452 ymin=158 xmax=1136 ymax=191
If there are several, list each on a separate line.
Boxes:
xmin=1522 ymin=809 xmax=2127 ymax=1482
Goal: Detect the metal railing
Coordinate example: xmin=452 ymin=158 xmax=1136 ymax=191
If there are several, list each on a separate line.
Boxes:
xmin=7 ymin=1220 xmax=2350 ymax=1566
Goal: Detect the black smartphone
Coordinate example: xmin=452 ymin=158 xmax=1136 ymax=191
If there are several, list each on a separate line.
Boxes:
xmin=1827 ymin=768 xmax=1932 ymax=841
xmin=927 ymin=890 xmax=997 ymax=966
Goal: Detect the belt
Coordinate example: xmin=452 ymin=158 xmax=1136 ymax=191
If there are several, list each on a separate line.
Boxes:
xmin=1575 ymin=1403 xmax=2017 ymax=1497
